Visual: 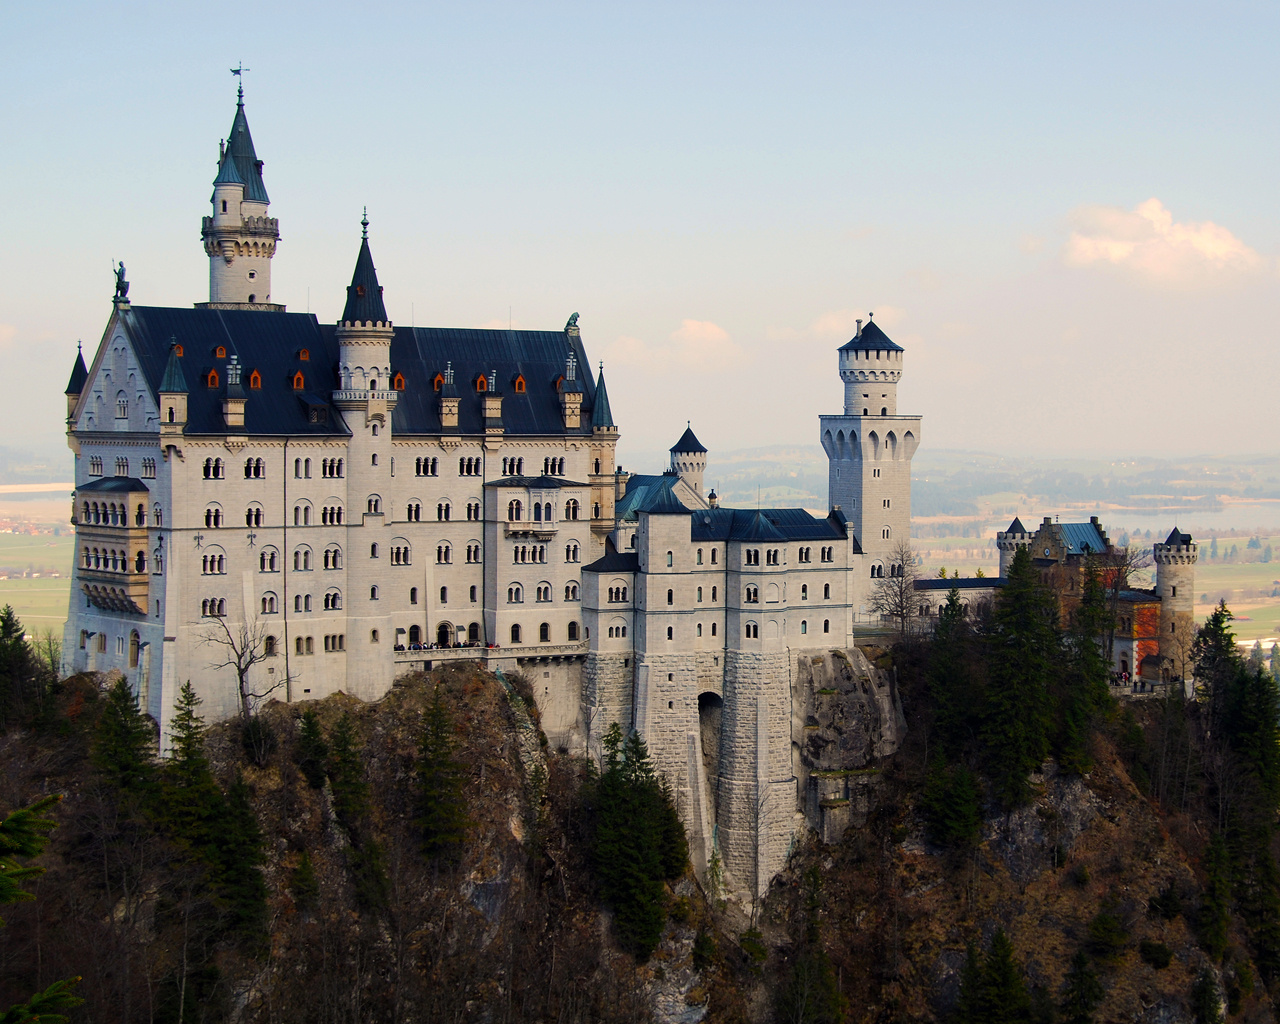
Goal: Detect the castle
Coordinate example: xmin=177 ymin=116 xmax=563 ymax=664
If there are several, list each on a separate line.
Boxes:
xmin=61 ymin=85 xmax=1191 ymax=900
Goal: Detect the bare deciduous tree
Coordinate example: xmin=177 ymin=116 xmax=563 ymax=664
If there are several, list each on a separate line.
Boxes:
xmin=199 ymin=614 xmax=284 ymax=722
xmin=869 ymin=538 xmax=922 ymax=639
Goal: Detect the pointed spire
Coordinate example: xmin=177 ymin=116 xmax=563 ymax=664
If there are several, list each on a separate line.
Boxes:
xmin=340 ymin=215 xmax=389 ymax=324
xmin=213 ymin=148 xmax=245 ymax=186
xmin=591 ymin=364 xmax=615 ymax=429
xmin=223 ymin=88 xmax=269 ymax=203
xmin=159 ymin=340 xmax=187 ymax=393
xmin=670 ymin=424 xmax=706 ymax=454
xmin=64 ymin=342 xmax=88 ymax=396
xmin=361 ymin=206 xmax=368 ymax=239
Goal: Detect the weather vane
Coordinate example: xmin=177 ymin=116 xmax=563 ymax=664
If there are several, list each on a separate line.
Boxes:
xmin=230 ymin=62 xmax=250 ymax=101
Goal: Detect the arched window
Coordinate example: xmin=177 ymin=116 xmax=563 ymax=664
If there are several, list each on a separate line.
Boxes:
xmin=666 ymin=551 xmax=673 ymax=567
xmin=207 ymin=369 xmax=219 ymax=388
xmin=298 ymin=348 xmax=310 ymax=361
xmin=369 ymin=585 xmax=379 ymax=600
xmin=507 ymin=584 xmax=523 ymax=603
xmin=323 ymin=546 xmax=342 ymax=570
xmin=370 ymin=543 xmax=379 ymax=558
xmin=568 ymin=621 xmax=579 ymax=641
xmin=510 ymin=623 xmax=522 ymax=644
xmin=293 ymin=371 xmax=305 ymax=390
xmin=823 ymin=619 xmax=830 ymax=633
xmin=667 ymin=626 xmax=674 ymax=640
xmin=367 ymin=495 xmax=382 ymax=514
xmin=508 ymin=499 xmax=522 ymax=521
xmin=264 ymin=635 xmax=277 ymax=656
xmin=565 ymin=499 xmax=579 ymax=520
xmin=824 ymin=583 xmax=831 ymax=599
xmin=800 ymin=620 xmax=808 ymax=634
xmin=261 ymin=593 xmax=278 ymax=614
xmin=533 ymin=503 xmax=542 ymax=523
xmin=539 ymin=622 xmax=550 ymax=642
xmin=667 ymin=589 xmax=674 ymax=606
xmin=323 ymin=590 xmax=342 ymax=611
xmin=711 ymin=548 xmax=718 ymax=564
xmin=565 ymin=583 xmax=579 ymax=601
xmin=711 ymin=622 xmax=717 ymax=636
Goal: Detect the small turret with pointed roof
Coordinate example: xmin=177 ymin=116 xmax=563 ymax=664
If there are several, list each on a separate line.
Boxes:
xmin=341 ymin=210 xmax=390 ymax=326
xmin=591 ymin=364 xmax=616 ymax=431
xmin=159 ymin=340 xmax=188 ymax=434
xmin=334 ymin=213 xmax=396 ymax=417
xmin=669 ymin=421 xmax=707 ymax=498
xmin=199 ymin=80 xmax=281 ymax=309
xmin=65 ymin=342 xmax=88 ymax=420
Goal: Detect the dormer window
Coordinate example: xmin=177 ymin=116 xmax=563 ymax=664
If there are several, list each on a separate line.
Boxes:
xmin=433 ymin=373 xmax=444 ymax=392
xmin=215 ymin=346 xmax=226 ymax=359
xmin=174 ymin=343 xmax=184 ymax=357
xmin=514 ymin=375 xmax=526 ymax=394
xmin=298 ymin=349 xmax=310 ymax=362
xmin=206 ymin=369 xmax=219 ymax=388
xmin=293 ymin=372 xmax=305 ymax=390
xmin=475 ymin=375 xmax=488 ymax=393
xmin=356 ymin=285 xmax=366 ymax=298
xmin=249 ymin=370 xmax=261 ymax=389
xmin=393 ymin=373 xmax=406 ymax=391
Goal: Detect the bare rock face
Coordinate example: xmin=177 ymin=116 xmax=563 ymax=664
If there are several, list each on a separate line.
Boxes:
xmin=792 ymin=647 xmax=907 ymax=842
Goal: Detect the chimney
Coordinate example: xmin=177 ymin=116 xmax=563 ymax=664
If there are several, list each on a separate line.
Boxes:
xmin=855 ymin=319 xmax=862 ymax=337
xmin=439 ymin=361 xmax=459 ymax=429
xmin=222 ymin=354 xmax=246 ymax=429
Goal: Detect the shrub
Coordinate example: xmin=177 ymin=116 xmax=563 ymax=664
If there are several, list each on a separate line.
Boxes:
xmin=1139 ymin=940 xmax=1172 ymax=969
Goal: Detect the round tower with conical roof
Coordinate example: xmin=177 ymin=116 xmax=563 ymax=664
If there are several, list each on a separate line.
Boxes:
xmin=997 ymin=517 xmax=1032 ymax=576
xmin=200 ymin=84 xmax=282 ymax=309
xmin=669 ymin=423 xmax=707 ymax=499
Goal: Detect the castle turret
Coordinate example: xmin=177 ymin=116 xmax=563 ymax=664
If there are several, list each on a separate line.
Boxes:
xmin=1154 ymin=528 xmax=1198 ymax=677
xmin=996 ymin=517 xmax=1031 ymax=577
xmin=65 ymin=342 xmax=88 ymax=421
xmin=589 ymin=361 xmax=621 ymax=553
xmin=199 ymin=83 xmax=282 ymax=310
xmin=819 ymin=315 xmax=921 ymax=587
xmin=669 ymin=424 xmax=707 ymax=499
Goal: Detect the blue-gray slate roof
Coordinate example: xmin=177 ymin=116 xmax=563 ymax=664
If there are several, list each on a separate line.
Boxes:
xmin=583 ymin=539 xmax=641 ymax=574
xmin=65 ymin=348 xmax=88 ymax=395
xmin=76 ymin=476 xmax=150 ymax=494
xmin=1005 ymin=517 xmax=1027 ymax=534
xmin=341 ymin=232 xmax=389 ymax=324
xmin=1058 ymin=521 xmax=1109 ymax=556
xmin=223 ymin=97 xmax=269 ymax=203
xmin=114 ymin=306 xmax=606 ymax=438
xmin=590 ymin=369 xmax=614 ymax=428
xmin=670 ymin=425 xmax=706 ymax=453
xmin=1164 ymin=528 xmax=1193 ymax=546
xmin=838 ymin=319 xmax=902 ymax=353
xmin=915 ymin=577 xmax=1004 ymax=592
xmin=615 ymin=474 xmax=678 ymax=521
xmin=689 ymin=506 xmax=854 ymax=546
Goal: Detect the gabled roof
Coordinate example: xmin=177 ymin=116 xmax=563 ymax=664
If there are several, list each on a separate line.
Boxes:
xmin=65 ymin=346 xmax=88 ymax=395
xmin=340 ymin=223 xmax=389 ymax=324
xmin=583 ymin=538 xmax=640 ymax=575
xmin=1164 ymin=528 xmax=1193 ymax=546
xmin=590 ymin=368 xmax=614 ymax=428
xmin=638 ymin=484 xmax=690 ymax=515
xmin=108 ymin=306 xmax=606 ymax=438
xmin=224 ymin=93 xmax=269 ymax=203
xmin=1005 ymin=517 xmax=1027 ymax=535
xmin=689 ymin=506 xmax=853 ymax=545
xmin=615 ymin=474 xmax=678 ymax=521
xmin=1058 ymin=521 xmax=1109 ymax=556
xmin=670 ymin=425 xmax=706 ymax=453
xmin=838 ymin=319 xmax=902 ymax=353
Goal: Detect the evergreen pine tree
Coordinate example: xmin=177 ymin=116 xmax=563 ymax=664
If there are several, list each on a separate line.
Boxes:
xmin=0 ymin=795 xmax=83 ymax=1024
xmin=290 ymin=849 xmax=319 ymax=912
xmin=1059 ymin=950 xmax=1104 ymax=1024
xmin=1193 ymin=602 xmax=1237 ymax=730
xmin=0 ymin=606 xmax=39 ymax=730
xmin=984 ymin=547 xmax=1058 ymax=808
xmin=1199 ymin=834 xmax=1231 ymax=960
xmin=590 ymin=723 xmax=669 ymax=958
xmin=928 ymin=587 xmax=983 ymax=760
xmin=1191 ymin=967 xmax=1224 ymax=1024
xmin=91 ymin=677 xmax=155 ymax=792
xmin=1271 ymin=643 xmax=1280 ymax=685
xmin=414 ymin=685 xmax=469 ymax=861
xmin=157 ymin=682 xmax=225 ymax=860
xmin=1057 ymin=565 xmax=1113 ymax=774
xmin=1250 ymin=641 xmax=1265 ymax=670
xmin=215 ymin=772 xmax=267 ymax=939
xmin=295 ymin=709 xmax=328 ymax=789
xmin=979 ymin=928 xmax=1033 ymax=1023
xmin=327 ymin=713 xmax=369 ymax=832
xmin=955 ymin=942 xmax=984 ymax=1024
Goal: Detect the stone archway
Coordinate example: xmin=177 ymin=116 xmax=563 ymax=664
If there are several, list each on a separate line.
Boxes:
xmin=436 ymin=622 xmax=452 ymax=648
xmin=698 ymin=692 xmax=723 ymax=824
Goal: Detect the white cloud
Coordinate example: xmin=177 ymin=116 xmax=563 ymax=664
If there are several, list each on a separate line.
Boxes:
xmin=1064 ymin=198 xmax=1263 ymax=283
xmin=604 ymin=319 xmax=743 ymax=371
xmin=0 ymin=326 xmax=15 ymax=348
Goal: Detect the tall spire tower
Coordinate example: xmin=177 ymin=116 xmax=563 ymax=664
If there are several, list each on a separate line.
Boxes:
xmin=199 ymin=80 xmax=282 ymax=310
xmin=819 ymin=316 xmax=921 ymax=583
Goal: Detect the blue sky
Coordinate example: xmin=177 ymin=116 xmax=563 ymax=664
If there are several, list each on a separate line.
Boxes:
xmin=4 ymin=2 xmax=1278 ymax=468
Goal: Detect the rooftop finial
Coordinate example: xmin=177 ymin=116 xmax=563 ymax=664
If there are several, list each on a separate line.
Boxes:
xmin=361 ymin=207 xmax=368 ymax=240
xmin=868 ymin=310 xmax=874 ymax=320
xmin=77 ymin=340 xmax=82 ymax=354
xmin=231 ymin=62 xmax=249 ymax=104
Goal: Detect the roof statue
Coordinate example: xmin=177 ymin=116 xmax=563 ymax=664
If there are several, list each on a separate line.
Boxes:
xmin=565 ymin=312 xmax=579 ymax=331
xmin=113 ymin=261 xmax=129 ymax=301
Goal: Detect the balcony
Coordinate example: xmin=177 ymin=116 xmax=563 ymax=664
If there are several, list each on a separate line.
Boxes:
xmin=503 ymin=520 xmax=558 ymax=539
xmin=332 ymin=389 xmax=399 ymax=405
xmin=78 ymin=568 xmax=149 ymax=615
